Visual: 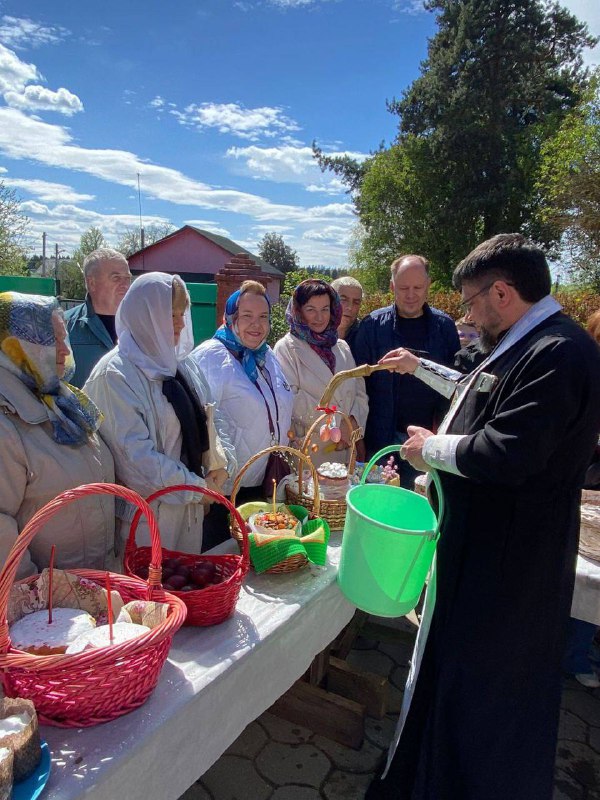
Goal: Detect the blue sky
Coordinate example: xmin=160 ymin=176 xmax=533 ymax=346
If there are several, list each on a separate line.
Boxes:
xmin=0 ymin=0 xmax=598 ymax=269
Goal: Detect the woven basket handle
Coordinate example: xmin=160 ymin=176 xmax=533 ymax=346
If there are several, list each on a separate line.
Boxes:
xmin=230 ymin=445 xmax=321 ymax=517
xmin=318 ymin=363 xmax=389 ymax=408
xmin=300 ymin=410 xmax=363 ymax=477
xmin=0 ymin=483 xmax=162 ymax=625
xmin=127 ymin=484 xmax=250 ymax=570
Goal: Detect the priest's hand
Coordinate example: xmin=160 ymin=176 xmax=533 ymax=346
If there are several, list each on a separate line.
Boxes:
xmin=400 ymin=425 xmax=434 ymax=472
xmin=378 ymin=348 xmax=420 ymax=374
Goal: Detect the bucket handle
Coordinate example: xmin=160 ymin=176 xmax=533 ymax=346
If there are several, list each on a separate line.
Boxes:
xmin=360 ymin=445 xmax=444 ymax=540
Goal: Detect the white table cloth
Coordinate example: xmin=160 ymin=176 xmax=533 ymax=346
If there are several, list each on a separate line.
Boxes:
xmin=572 ymin=554 xmax=600 ymax=625
xmin=41 ymin=534 xmax=355 ymax=800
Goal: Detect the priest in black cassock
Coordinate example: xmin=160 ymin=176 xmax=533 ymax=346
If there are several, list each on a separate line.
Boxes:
xmin=367 ymin=233 xmax=600 ymax=800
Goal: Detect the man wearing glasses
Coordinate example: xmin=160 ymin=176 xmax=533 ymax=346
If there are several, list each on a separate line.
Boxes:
xmin=368 ymin=233 xmax=600 ymax=800
xmin=65 ymin=248 xmax=132 ymax=387
xmin=352 ymin=254 xmax=459 ymax=487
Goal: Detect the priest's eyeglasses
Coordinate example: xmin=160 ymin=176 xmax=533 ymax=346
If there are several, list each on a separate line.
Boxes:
xmin=459 ymin=283 xmax=495 ymax=313
xmin=460 ymin=281 xmax=515 ymax=313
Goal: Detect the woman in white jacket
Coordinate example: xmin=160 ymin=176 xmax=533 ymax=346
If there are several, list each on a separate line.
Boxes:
xmin=84 ymin=272 xmax=236 ymax=556
xmin=273 ymin=279 xmax=368 ymax=467
xmin=189 ymin=280 xmax=293 ymax=503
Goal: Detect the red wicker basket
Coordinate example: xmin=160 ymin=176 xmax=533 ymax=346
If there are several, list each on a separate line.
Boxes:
xmin=0 ymin=483 xmax=187 ymax=728
xmin=124 ymin=484 xmax=249 ymax=626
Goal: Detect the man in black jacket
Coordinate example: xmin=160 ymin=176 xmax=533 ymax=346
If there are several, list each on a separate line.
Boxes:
xmin=352 ymin=254 xmax=459 ymax=487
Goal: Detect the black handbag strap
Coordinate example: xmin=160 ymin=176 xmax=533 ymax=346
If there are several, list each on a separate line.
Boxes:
xmin=254 ymin=367 xmax=281 ymax=443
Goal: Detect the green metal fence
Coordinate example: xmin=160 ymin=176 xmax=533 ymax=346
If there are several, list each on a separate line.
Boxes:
xmin=0 ymin=276 xmax=56 ymax=296
xmin=0 ymin=276 xmax=217 ymax=347
xmin=187 ymin=282 xmax=217 ymax=345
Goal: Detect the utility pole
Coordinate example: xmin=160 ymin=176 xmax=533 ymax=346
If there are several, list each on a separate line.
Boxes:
xmin=138 ymin=172 xmax=145 ymax=266
xmin=54 ymin=244 xmax=61 ymax=297
xmin=42 ymin=232 xmax=47 ymax=276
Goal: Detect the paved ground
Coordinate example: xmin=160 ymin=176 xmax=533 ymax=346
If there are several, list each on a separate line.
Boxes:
xmin=181 ymin=616 xmax=600 ymax=800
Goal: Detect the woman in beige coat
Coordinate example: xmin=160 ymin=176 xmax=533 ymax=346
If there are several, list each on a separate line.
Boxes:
xmin=0 ymin=292 xmax=116 ymax=580
xmin=273 ymin=279 xmax=368 ymax=467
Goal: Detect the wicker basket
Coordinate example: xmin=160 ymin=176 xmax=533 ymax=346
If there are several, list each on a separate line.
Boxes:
xmin=125 ymin=484 xmax=249 ymax=627
xmin=231 ymin=445 xmax=321 ymax=573
xmin=285 ymin=407 xmax=363 ymax=531
xmin=0 ymin=483 xmax=187 ymax=728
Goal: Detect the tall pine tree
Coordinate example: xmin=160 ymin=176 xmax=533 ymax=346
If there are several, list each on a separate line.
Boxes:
xmin=317 ymin=0 xmax=596 ymax=284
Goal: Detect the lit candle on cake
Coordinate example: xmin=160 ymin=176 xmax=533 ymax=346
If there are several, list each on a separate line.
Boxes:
xmin=105 ymin=572 xmax=114 ymax=644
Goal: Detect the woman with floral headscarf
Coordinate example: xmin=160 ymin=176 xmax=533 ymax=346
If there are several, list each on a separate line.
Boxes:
xmin=273 ymin=279 xmax=368 ymax=467
xmin=84 ymin=272 xmax=236 ymax=556
xmin=190 ymin=280 xmax=293 ymax=502
xmin=0 ymin=292 xmax=116 ymax=579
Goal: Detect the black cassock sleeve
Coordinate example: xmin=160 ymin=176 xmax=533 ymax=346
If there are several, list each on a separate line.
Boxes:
xmin=454 ymin=335 xmax=594 ymax=486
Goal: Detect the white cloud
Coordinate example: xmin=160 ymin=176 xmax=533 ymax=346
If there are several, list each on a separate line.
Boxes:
xmin=149 ymin=95 xmax=165 ymax=109
xmin=226 ymin=143 xmax=366 ymax=193
xmin=183 ymin=219 xmax=231 ymax=237
xmin=1 ymin=177 xmax=94 ymax=203
xmin=305 ymin=179 xmax=348 ymax=195
xmin=171 ymin=101 xmax=300 ymax=140
xmin=21 ymin=201 xmax=171 ymax=254
xmin=302 ymin=225 xmax=352 ymax=243
xmin=267 ymin=0 xmax=324 ymax=7
xmin=0 ymin=16 xmax=70 ymax=50
xmin=5 ymin=85 xmax=83 ymax=115
xmin=561 ymin=0 xmax=600 ymax=66
xmin=0 ymin=108 xmax=355 ymax=228
xmin=0 ymin=42 xmax=39 ymax=94
xmin=0 ymin=43 xmax=83 ymax=115
xmin=251 ymin=224 xmax=294 ymax=234
xmin=391 ymin=0 xmax=427 ymax=15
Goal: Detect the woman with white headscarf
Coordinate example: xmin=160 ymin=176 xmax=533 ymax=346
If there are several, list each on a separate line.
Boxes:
xmin=84 ymin=272 xmax=236 ymax=556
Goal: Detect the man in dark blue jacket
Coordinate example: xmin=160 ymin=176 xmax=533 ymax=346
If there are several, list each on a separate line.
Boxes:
xmin=352 ymin=254 xmax=459 ymax=486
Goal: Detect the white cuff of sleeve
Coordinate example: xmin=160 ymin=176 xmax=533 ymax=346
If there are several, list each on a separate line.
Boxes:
xmin=414 ymin=363 xmax=457 ymax=399
xmin=422 ymin=434 xmax=467 ymax=476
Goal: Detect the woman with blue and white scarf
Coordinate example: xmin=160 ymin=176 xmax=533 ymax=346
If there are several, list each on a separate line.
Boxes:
xmin=189 ymin=280 xmax=293 ymax=502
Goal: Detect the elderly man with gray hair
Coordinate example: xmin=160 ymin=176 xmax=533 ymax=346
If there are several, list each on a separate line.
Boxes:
xmin=65 ymin=248 xmax=132 ymax=387
xmin=331 ymin=275 xmax=363 ymax=352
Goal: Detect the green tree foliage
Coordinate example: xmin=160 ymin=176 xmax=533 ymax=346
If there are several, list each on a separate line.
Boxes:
xmin=57 ymin=259 xmax=86 ymax=300
xmin=70 ymin=226 xmax=107 ymax=272
xmin=79 ymin=226 xmax=106 ymax=254
xmin=115 ymin=222 xmax=175 ymax=258
xmin=357 ymin=285 xmax=600 ymax=327
xmin=257 ymin=232 xmax=300 ymax=274
xmin=317 ymin=0 xmax=596 ymax=286
xmin=536 ymin=71 xmax=600 ymax=288
xmin=0 ymin=182 xmax=29 ymax=276
xmin=66 ymin=226 xmax=108 ymax=299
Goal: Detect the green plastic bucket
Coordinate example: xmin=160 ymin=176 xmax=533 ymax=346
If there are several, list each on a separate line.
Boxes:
xmin=338 ymin=445 xmax=443 ymax=617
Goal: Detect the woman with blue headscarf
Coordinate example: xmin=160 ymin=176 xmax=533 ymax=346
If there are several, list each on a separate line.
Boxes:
xmin=0 ymin=292 xmax=116 ymax=579
xmin=190 ymin=280 xmax=293 ymax=502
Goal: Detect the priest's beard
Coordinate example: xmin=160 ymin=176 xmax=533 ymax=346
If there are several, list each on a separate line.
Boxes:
xmin=479 ymin=326 xmax=497 ymax=353
xmin=477 ymin=298 xmax=504 ymax=354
